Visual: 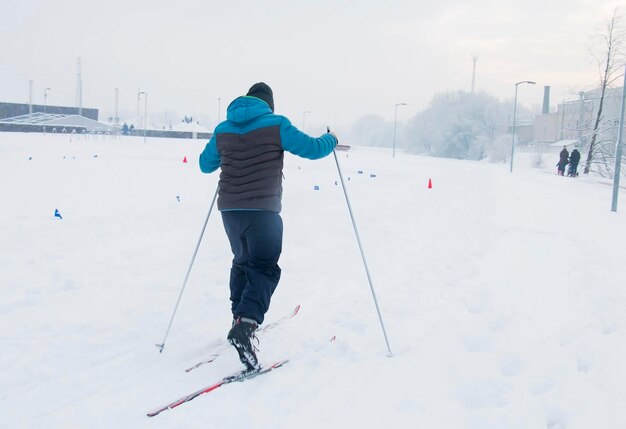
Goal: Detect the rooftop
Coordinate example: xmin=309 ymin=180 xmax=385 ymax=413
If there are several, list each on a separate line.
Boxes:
xmin=0 ymin=112 xmax=116 ymax=132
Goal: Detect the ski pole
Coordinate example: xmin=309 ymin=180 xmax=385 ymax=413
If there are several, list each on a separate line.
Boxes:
xmin=332 ymin=143 xmax=393 ymax=357
xmin=156 ymin=185 xmax=219 ymax=353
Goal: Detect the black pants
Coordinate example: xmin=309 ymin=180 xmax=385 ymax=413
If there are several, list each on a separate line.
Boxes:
xmin=221 ymin=211 xmax=282 ymax=324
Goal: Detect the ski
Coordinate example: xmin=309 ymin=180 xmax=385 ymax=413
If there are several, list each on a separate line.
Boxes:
xmin=147 ymin=359 xmax=289 ymax=417
xmin=185 ymin=304 xmax=300 ymax=373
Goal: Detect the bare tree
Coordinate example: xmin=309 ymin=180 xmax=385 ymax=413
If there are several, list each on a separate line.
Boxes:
xmin=584 ymin=9 xmax=625 ymax=174
xmin=588 ymin=119 xmax=626 ymax=177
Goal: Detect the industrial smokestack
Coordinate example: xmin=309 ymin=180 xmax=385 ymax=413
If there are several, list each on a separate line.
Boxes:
xmin=542 ymin=86 xmax=550 ymax=114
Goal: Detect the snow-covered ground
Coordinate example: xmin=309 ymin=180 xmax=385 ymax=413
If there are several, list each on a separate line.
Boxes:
xmin=1 ymin=131 xmax=625 ymax=428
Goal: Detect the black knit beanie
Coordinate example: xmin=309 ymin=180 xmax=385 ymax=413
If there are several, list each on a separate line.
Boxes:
xmin=246 ymin=82 xmax=274 ymax=112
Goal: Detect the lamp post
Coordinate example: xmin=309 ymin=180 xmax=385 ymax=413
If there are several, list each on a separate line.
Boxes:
xmin=509 ymin=80 xmax=536 ymax=172
xmin=393 ymin=103 xmax=407 ymax=158
xmin=44 ymin=87 xmax=51 ymax=113
xmin=136 ymin=88 xmax=141 ymax=135
xmin=302 ymin=110 xmax=311 ymax=132
xmin=611 ymin=64 xmax=626 ymax=212
xmin=43 ymin=87 xmax=51 ymax=134
xmin=29 ymin=80 xmax=33 ymax=115
xmin=139 ymin=91 xmax=147 ymax=144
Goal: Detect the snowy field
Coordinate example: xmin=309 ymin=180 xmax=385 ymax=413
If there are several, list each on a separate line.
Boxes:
xmin=1 ymin=131 xmax=625 ymax=428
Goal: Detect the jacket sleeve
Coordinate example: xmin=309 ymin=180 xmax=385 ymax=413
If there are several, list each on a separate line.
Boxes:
xmin=279 ymin=117 xmax=337 ymax=160
xmin=199 ymin=135 xmax=221 ymax=173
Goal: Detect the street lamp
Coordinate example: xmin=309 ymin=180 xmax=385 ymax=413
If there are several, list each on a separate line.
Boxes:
xmin=136 ymin=89 xmax=141 ymax=135
xmin=138 ymin=91 xmax=148 ymax=143
xmin=610 ymin=64 xmax=626 ymax=212
xmin=43 ymin=88 xmax=51 ymax=134
xmin=393 ymin=103 xmax=407 ymax=158
xmin=509 ymin=80 xmax=536 ymax=172
xmin=302 ymin=111 xmax=311 ymax=132
xmin=44 ymin=87 xmax=51 ymax=113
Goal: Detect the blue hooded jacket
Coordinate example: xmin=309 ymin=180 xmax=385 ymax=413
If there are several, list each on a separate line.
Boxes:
xmin=199 ymin=96 xmax=337 ymax=212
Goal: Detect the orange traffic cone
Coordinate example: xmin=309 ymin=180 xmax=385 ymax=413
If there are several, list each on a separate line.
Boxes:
xmin=183 ymin=156 xmax=188 ymax=163
xmin=428 ymin=178 xmax=432 ymax=189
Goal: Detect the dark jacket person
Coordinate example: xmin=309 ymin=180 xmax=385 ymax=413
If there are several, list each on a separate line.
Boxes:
xmin=558 ymin=146 xmax=569 ymax=176
xmin=569 ymin=148 xmax=581 ymax=176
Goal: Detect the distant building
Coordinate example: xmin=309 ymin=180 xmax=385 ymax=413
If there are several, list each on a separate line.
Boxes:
xmin=507 ymin=123 xmax=535 ymax=144
xmin=534 ymin=111 xmax=560 ymax=143
xmin=0 ymin=101 xmax=105 ymax=134
xmin=533 ymin=87 xmax=623 ymax=147
xmin=170 ymin=121 xmax=210 ymax=139
xmin=0 ymin=101 xmax=213 ymax=139
xmin=0 ymin=102 xmax=98 ymax=121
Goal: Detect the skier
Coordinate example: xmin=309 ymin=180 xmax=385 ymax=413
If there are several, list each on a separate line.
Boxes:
xmin=557 ymin=145 xmax=569 ymax=176
xmin=199 ymin=82 xmax=338 ymax=370
xmin=568 ymin=146 xmax=581 ymax=177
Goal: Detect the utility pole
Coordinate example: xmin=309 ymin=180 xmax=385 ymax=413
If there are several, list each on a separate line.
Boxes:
xmin=44 ymin=88 xmax=51 ymax=114
xmin=43 ymin=87 xmax=51 ymax=134
xmin=136 ymin=88 xmax=141 ymax=135
xmin=28 ymin=80 xmax=33 ymax=115
xmin=611 ymin=65 xmax=626 ymax=212
xmin=114 ymin=87 xmax=119 ymax=126
xmin=138 ymin=91 xmax=148 ymax=144
xmin=76 ymin=57 xmax=83 ymax=116
xmin=144 ymin=92 xmax=148 ymax=144
xmin=510 ymin=80 xmax=536 ymax=173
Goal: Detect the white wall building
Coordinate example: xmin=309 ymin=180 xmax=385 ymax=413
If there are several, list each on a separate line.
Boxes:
xmin=534 ymin=87 xmax=623 ymax=147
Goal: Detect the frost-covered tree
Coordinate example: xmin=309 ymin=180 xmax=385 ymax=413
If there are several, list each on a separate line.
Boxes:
xmin=585 ymin=115 xmax=626 ymax=178
xmin=345 ymin=114 xmax=394 ymax=148
xmin=584 ymin=9 xmax=625 ymax=175
xmin=405 ymin=91 xmax=511 ymax=161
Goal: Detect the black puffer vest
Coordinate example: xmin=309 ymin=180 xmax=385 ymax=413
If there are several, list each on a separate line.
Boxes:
xmin=216 ymin=125 xmax=284 ymax=212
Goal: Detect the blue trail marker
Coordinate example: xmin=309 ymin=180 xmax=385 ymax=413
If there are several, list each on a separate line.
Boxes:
xmin=54 ymin=209 xmax=63 ymax=220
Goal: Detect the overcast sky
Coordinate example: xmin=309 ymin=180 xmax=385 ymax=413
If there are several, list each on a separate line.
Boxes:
xmin=0 ymin=0 xmax=622 ymax=131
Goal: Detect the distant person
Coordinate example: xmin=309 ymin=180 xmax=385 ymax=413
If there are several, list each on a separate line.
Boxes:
xmin=568 ymin=147 xmax=581 ymax=177
xmin=121 ymin=122 xmax=129 ymax=135
xmin=199 ymin=82 xmax=337 ymax=371
xmin=557 ymin=146 xmax=569 ymax=176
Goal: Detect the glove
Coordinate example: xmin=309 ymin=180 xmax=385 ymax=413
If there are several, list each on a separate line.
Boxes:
xmin=329 ymin=131 xmax=339 ymax=145
xmin=326 ymin=127 xmax=338 ymax=145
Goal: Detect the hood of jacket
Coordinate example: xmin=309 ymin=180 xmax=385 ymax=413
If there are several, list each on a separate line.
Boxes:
xmin=226 ymin=96 xmax=273 ymax=125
